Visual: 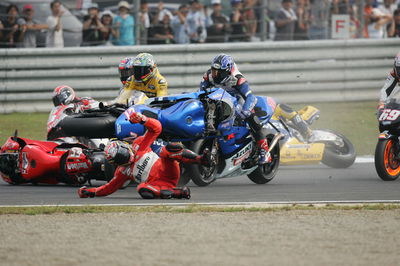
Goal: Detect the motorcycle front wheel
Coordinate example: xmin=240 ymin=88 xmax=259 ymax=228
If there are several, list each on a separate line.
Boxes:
xmin=320 ymin=130 xmax=356 ymax=168
xmin=186 ymin=139 xmax=217 ymax=187
xmin=247 ymin=135 xmax=280 ymax=184
xmin=375 ymin=139 xmax=400 ymax=181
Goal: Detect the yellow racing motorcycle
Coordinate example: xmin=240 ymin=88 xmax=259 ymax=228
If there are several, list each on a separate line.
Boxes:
xmin=270 ymin=105 xmax=356 ymax=168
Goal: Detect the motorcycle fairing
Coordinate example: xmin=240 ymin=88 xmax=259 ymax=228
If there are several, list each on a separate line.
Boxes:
xmin=298 ymin=105 xmax=320 ymax=125
xmin=214 ymin=141 xmax=258 ymax=179
xmin=19 ymin=145 xmax=65 ymax=181
xmin=147 ymin=91 xmax=203 ymax=104
xmin=218 ymin=125 xmax=252 ymax=158
xmin=280 ymin=138 xmax=325 ymax=164
xmin=117 ymin=99 xmax=206 ymax=139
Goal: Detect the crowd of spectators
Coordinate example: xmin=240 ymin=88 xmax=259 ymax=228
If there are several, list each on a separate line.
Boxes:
xmin=1 ymin=0 xmax=400 ymax=48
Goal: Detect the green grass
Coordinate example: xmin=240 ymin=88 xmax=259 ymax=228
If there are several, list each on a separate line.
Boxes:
xmin=0 ymin=101 xmax=379 ymax=155
xmin=0 ymin=203 xmax=398 ymax=215
xmin=0 ymin=113 xmax=48 ymax=144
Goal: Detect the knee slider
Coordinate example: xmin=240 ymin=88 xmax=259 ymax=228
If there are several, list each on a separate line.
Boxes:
xmin=166 ymin=142 xmax=184 ymax=153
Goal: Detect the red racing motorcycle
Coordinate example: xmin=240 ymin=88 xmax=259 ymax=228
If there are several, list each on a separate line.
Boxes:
xmin=0 ymin=132 xmax=114 ymax=185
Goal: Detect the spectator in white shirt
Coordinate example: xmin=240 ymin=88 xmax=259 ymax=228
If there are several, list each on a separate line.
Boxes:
xmin=186 ymin=0 xmax=207 ymax=43
xmin=46 ymin=0 xmax=64 ymax=48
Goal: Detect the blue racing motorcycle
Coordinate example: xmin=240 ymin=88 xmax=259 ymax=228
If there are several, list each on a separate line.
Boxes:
xmin=113 ymin=87 xmax=283 ymax=186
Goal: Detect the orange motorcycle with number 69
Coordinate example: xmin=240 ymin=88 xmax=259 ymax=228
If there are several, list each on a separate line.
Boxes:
xmin=375 ymin=96 xmax=400 ymax=181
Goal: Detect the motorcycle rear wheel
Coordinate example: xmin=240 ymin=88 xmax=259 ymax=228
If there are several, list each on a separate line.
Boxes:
xmin=321 ymin=130 xmax=356 ymax=169
xmin=247 ymin=136 xmax=280 ymax=184
xmin=375 ymin=139 xmax=400 ymax=181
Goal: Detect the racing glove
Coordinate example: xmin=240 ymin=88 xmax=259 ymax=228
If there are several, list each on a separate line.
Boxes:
xmin=200 ymin=148 xmax=212 ymax=167
xmin=129 ymin=112 xmax=147 ymax=124
xmin=78 ymin=186 xmax=96 ymax=198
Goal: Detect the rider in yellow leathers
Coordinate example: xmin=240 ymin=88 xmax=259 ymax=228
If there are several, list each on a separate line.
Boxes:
xmin=113 ymin=53 xmax=168 ymax=105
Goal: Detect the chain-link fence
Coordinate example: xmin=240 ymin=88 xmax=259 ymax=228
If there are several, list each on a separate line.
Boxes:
xmin=0 ymin=0 xmax=399 ymax=47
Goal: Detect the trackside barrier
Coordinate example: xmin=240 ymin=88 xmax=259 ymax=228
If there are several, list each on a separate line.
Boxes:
xmin=0 ymin=39 xmax=399 ymax=113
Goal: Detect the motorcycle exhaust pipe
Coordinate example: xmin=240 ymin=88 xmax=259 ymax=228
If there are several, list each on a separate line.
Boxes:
xmin=268 ymin=133 xmax=285 ymax=151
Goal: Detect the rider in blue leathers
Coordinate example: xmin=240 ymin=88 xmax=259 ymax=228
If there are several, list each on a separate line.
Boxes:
xmin=200 ymin=54 xmax=271 ymax=164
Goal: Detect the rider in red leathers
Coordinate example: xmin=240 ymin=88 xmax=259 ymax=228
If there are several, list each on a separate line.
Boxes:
xmin=78 ymin=111 xmax=209 ymax=199
xmin=52 ymin=85 xmax=99 ymax=112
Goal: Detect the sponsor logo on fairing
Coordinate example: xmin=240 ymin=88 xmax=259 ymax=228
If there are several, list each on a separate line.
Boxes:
xmin=21 ymin=152 xmax=28 ymax=174
xmin=287 ymin=144 xmax=312 ymax=149
xmin=231 ymin=143 xmax=252 ymax=166
xmin=67 ymin=162 xmax=89 ymax=170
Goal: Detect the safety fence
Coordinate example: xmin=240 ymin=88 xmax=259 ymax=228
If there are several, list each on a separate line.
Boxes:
xmin=0 ymin=38 xmax=399 ymax=113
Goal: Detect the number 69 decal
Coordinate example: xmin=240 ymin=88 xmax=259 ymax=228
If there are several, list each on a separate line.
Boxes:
xmin=379 ymin=109 xmax=400 ymax=121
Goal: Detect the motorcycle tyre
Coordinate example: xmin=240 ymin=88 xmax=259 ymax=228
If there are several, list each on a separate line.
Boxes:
xmin=59 ymin=114 xmax=116 ymax=138
xmin=186 ymin=139 xmax=217 ymax=187
xmin=375 ymin=139 xmax=400 ymax=181
xmin=177 ymin=164 xmax=191 ymax=186
xmin=320 ymin=130 xmax=356 ymax=169
xmin=247 ymin=136 xmax=280 ymax=184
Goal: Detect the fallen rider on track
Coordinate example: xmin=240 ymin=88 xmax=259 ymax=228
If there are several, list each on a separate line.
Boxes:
xmin=78 ymin=111 xmax=210 ymax=199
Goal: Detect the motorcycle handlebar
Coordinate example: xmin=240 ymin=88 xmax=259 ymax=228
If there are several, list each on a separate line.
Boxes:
xmin=82 ymin=102 xmax=127 ymax=117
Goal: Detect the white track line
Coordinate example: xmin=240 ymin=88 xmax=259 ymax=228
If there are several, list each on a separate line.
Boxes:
xmin=1 ymin=200 xmax=400 ymax=208
xmin=354 ymin=156 xmax=374 ymax=163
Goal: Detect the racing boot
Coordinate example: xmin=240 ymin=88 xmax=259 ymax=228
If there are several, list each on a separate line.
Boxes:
xmin=291 ymin=114 xmax=313 ymax=141
xmin=257 ymin=139 xmax=271 ymax=165
xmin=173 ymin=187 xmax=191 ymax=199
xmin=166 ymin=143 xmax=212 ymax=166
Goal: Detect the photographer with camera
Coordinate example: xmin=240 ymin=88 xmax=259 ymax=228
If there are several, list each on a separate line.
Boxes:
xmin=82 ymin=3 xmax=106 ymax=46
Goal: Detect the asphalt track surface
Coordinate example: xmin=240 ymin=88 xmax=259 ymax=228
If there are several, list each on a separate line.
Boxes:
xmin=1 ymin=161 xmax=399 ymax=206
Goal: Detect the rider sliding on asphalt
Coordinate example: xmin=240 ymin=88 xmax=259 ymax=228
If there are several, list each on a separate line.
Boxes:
xmin=78 ymin=111 xmax=210 ymax=199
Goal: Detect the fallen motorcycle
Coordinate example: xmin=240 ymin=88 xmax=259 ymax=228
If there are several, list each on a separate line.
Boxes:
xmin=0 ymin=132 xmax=114 ymax=185
xmin=375 ymin=96 xmax=400 ymax=181
xmin=115 ymin=87 xmax=283 ymax=186
xmin=270 ymin=104 xmax=356 ymax=168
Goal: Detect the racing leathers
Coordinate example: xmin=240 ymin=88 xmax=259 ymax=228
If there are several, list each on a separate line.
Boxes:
xmin=379 ymin=70 xmax=399 ymax=108
xmin=200 ymin=64 xmax=271 ymax=164
xmin=113 ymin=68 xmax=168 ymax=105
xmin=273 ymin=103 xmax=313 ymax=140
xmin=78 ymin=114 xmax=206 ymax=199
